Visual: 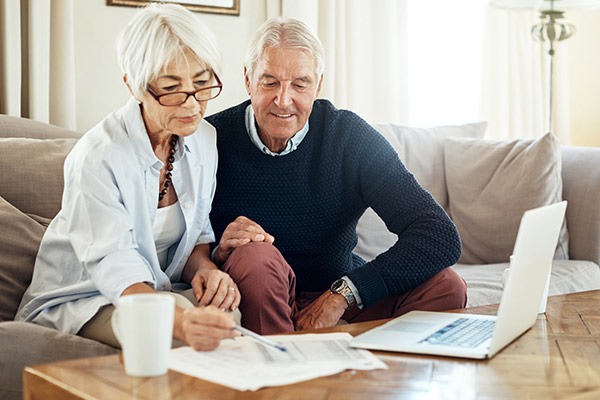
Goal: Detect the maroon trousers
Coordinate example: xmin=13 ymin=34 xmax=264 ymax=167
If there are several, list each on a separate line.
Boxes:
xmin=222 ymin=242 xmax=467 ymax=335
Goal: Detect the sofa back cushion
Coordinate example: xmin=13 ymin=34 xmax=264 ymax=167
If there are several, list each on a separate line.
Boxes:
xmin=444 ymin=132 xmax=569 ymax=264
xmin=0 ymin=138 xmax=78 ymax=219
xmin=0 ymin=115 xmax=81 ymax=140
xmin=354 ymin=121 xmax=487 ymax=262
xmin=0 ymin=196 xmax=48 ymax=321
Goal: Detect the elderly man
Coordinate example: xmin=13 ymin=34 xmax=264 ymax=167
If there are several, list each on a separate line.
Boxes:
xmin=206 ymin=17 xmax=466 ymax=334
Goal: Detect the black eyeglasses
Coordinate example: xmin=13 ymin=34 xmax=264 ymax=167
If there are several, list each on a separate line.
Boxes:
xmin=147 ymin=74 xmax=223 ymax=106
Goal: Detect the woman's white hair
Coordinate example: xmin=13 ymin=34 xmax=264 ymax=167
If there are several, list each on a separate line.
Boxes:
xmin=244 ymin=17 xmax=325 ymax=82
xmin=116 ymin=3 xmax=221 ymax=99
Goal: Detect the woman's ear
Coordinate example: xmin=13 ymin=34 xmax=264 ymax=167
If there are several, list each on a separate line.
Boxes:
xmin=123 ymin=75 xmax=142 ymax=104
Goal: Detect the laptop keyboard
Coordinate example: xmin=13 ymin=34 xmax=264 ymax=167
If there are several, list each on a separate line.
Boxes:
xmin=419 ymin=318 xmax=495 ymax=348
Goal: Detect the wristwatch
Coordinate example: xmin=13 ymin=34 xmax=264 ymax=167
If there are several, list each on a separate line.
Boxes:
xmin=330 ymin=279 xmax=357 ymax=309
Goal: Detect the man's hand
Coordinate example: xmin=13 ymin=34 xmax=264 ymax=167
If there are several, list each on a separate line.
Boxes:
xmin=190 ymin=265 xmax=241 ymax=311
xmin=293 ymin=291 xmax=348 ymax=331
xmin=213 ymin=216 xmax=275 ymax=265
xmin=176 ymin=306 xmax=240 ymax=351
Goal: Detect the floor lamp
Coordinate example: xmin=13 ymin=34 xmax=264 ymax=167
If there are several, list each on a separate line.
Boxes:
xmin=489 ymin=0 xmax=600 ymax=134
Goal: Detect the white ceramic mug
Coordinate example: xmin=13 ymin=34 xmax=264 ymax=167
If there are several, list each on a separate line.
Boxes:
xmin=111 ymin=293 xmax=175 ymax=377
xmin=502 ymin=256 xmax=551 ymax=314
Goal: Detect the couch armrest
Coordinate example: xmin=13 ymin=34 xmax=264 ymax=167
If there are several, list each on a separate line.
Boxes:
xmin=561 ymin=146 xmax=600 ymax=265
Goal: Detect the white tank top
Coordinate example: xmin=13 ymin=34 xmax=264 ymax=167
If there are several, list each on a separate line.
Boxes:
xmin=153 ymin=201 xmax=185 ymax=270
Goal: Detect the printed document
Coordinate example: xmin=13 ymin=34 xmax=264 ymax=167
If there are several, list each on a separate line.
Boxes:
xmin=168 ymin=332 xmax=387 ymax=391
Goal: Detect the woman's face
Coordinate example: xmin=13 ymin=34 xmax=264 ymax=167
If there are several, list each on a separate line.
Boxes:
xmin=139 ymin=49 xmax=213 ymax=138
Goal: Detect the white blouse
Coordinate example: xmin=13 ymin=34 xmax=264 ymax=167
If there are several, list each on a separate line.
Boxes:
xmin=154 ymin=202 xmax=186 ymax=271
xmin=16 ymin=97 xmax=218 ymax=335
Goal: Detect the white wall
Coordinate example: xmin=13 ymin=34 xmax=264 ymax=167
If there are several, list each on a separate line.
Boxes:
xmin=71 ymin=2 xmax=600 ymax=146
xmin=73 ymin=0 xmax=266 ymax=132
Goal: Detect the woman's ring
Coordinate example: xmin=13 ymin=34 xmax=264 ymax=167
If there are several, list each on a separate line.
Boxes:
xmin=229 ymin=287 xmax=235 ymax=292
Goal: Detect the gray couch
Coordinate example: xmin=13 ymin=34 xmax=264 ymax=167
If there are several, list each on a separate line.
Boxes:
xmin=1 ymin=115 xmax=599 ymax=400
xmin=0 ymin=116 xmax=119 ymax=400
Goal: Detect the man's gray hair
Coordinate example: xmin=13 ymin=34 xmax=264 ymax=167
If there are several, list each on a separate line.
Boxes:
xmin=245 ymin=17 xmax=325 ymax=81
xmin=116 ymin=3 xmax=221 ymax=99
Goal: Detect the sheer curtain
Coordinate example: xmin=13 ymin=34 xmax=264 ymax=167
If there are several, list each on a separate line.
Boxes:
xmin=0 ymin=0 xmax=76 ymax=130
xmin=481 ymin=5 xmax=569 ymax=142
xmin=267 ymin=0 xmax=568 ymax=142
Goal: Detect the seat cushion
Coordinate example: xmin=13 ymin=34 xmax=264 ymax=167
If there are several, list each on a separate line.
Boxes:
xmin=0 ymin=321 xmax=118 ymax=400
xmin=453 ymin=260 xmax=600 ymax=307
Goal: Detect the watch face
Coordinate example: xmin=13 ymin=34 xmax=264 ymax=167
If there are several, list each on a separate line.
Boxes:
xmin=332 ymin=279 xmax=345 ymax=292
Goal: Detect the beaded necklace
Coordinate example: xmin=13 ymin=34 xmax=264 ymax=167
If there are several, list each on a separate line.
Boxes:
xmin=159 ymin=135 xmax=178 ymax=201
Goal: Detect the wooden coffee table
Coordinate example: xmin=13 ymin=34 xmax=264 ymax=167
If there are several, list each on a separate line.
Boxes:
xmin=23 ymin=290 xmax=600 ymax=399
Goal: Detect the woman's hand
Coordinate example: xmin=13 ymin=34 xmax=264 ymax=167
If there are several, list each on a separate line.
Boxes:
xmin=190 ymin=265 xmax=241 ymax=311
xmin=213 ymin=216 xmax=275 ymax=265
xmin=176 ymin=306 xmax=240 ymax=351
xmin=182 ymin=244 xmax=240 ymax=311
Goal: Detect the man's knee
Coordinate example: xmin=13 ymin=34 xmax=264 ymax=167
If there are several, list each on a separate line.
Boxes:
xmin=223 ymin=242 xmax=295 ymax=286
xmin=434 ymin=268 xmax=468 ymax=309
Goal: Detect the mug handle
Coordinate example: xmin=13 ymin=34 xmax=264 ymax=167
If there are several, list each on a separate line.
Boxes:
xmin=111 ymin=308 xmax=123 ymax=345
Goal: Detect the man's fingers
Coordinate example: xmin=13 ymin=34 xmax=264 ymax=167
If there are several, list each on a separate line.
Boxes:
xmin=219 ymin=237 xmax=251 ymax=253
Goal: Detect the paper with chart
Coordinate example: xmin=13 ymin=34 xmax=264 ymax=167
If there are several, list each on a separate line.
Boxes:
xmin=168 ymin=332 xmax=387 ymax=391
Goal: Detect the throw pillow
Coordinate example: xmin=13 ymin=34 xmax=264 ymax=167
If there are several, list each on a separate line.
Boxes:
xmin=373 ymin=121 xmax=488 ymax=211
xmin=0 ymin=196 xmax=46 ymax=322
xmin=444 ymin=132 xmax=569 ymax=264
xmin=354 ymin=121 xmax=487 ymax=262
xmin=0 ymin=138 xmax=78 ymax=220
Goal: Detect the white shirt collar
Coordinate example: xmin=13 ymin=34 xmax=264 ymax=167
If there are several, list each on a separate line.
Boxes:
xmin=244 ymin=104 xmax=309 ymax=156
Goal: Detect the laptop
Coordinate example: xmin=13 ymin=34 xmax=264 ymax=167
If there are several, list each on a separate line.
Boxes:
xmin=350 ymin=201 xmax=567 ymax=359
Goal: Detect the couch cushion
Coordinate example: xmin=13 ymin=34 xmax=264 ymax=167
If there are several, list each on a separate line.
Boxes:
xmin=0 ymin=114 xmax=81 ymax=140
xmin=354 ymin=122 xmax=487 ymax=262
xmin=0 ymin=321 xmax=118 ymax=400
xmin=0 ymin=138 xmax=78 ymax=219
xmin=373 ymin=121 xmax=487 ymax=211
xmin=0 ymin=197 xmax=47 ymax=322
xmin=561 ymin=146 xmax=600 ymax=266
xmin=453 ymin=260 xmax=600 ymax=308
xmin=444 ymin=132 xmax=569 ymax=264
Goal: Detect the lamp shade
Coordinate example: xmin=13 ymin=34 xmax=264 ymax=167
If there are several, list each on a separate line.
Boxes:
xmin=489 ymin=0 xmax=600 ymax=10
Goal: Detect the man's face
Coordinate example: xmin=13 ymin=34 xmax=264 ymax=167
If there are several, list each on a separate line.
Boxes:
xmin=245 ymin=46 xmax=322 ymax=152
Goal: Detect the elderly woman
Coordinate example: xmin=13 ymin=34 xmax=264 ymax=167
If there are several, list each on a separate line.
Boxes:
xmin=16 ymin=3 xmax=239 ymax=350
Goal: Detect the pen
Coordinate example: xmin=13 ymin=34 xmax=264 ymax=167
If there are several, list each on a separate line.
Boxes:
xmin=232 ymin=325 xmax=287 ymax=352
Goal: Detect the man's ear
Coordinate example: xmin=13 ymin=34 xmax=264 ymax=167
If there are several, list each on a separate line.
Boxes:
xmin=244 ymin=67 xmax=251 ymax=96
xmin=123 ymin=74 xmax=142 ymax=104
xmin=315 ymin=74 xmax=323 ymax=98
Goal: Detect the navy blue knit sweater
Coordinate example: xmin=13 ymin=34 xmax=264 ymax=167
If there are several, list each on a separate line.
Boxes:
xmin=207 ymin=100 xmax=461 ymax=308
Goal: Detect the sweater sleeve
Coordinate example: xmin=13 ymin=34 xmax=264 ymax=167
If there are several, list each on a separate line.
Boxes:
xmin=345 ymin=124 xmax=462 ymax=308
